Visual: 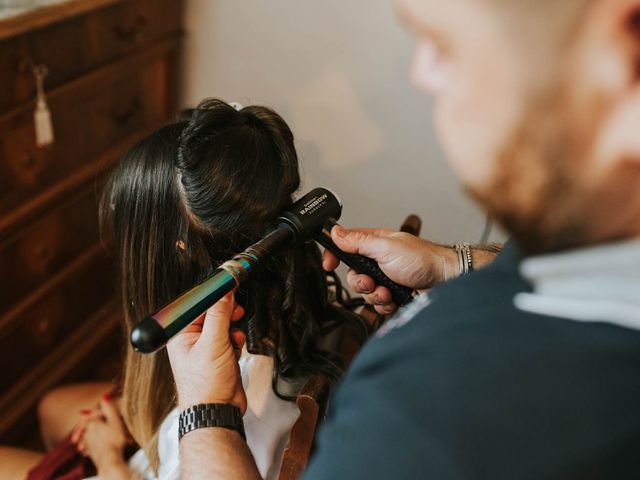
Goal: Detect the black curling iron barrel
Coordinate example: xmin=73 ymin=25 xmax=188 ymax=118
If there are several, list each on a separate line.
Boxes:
xmin=131 ymin=187 xmax=414 ymax=353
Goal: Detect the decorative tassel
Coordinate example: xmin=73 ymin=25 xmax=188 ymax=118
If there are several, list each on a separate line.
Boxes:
xmin=32 ymin=65 xmax=54 ymax=148
xmin=34 ymin=97 xmax=54 ymax=148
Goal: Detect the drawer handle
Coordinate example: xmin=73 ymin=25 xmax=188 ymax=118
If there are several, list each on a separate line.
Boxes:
xmin=114 ymin=16 xmax=148 ymax=43
xmin=112 ymin=98 xmax=142 ymax=125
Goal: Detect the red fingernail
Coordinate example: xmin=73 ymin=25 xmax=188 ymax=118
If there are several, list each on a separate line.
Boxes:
xmin=79 ymin=409 xmax=91 ymax=415
xmin=102 ymin=393 xmax=111 ymax=401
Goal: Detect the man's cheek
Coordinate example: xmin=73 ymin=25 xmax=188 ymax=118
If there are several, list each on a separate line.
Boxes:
xmin=434 ymin=87 xmax=497 ymax=188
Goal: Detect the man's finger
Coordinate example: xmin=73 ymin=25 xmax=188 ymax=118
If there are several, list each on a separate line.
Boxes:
xmin=231 ymin=305 xmax=245 ymax=322
xmin=375 ymin=303 xmax=398 ymax=315
xmin=361 ymin=292 xmax=378 ymax=305
xmin=360 ymin=286 xmax=393 ymax=308
xmin=323 ymin=249 xmax=340 ymax=271
xmin=346 ymin=269 xmax=376 ymax=294
xmin=181 ymin=303 xmax=243 ymax=337
xmin=231 ymin=330 xmax=246 ymax=352
xmin=231 ymin=329 xmax=246 ymax=361
xmin=371 ymin=285 xmax=393 ymax=305
xmin=199 ymin=292 xmax=236 ymax=346
xmin=337 ymin=227 xmax=395 ymax=236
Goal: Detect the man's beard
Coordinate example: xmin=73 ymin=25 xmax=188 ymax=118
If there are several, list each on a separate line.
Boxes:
xmin=466 ymin=91 xmax=598 ymax=255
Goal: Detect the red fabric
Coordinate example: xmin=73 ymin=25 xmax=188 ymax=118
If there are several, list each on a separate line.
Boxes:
xmin=26 ymin=435 xmax=96 ymax=480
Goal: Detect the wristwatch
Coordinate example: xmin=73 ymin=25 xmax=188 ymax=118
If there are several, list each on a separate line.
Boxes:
xmin=178 ymin=403 xmax=246 ymax=441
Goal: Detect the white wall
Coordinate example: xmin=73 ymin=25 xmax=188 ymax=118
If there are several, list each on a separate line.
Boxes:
xmin=181 ymin=0 xmax=501 ymax=244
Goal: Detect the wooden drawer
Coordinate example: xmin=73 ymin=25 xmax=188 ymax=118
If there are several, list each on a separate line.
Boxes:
xmin=0 ymin=245 xmax=114 ymax=393
xmin=0 ymin=186 xmax=102 ymax=315
xmin=0 ymin=45 xmax=176 ymax=223
xmin=0 ymin=0 xmax=182 ymax=113
xmin=0 ymin=0 xmax=182 ymax=447
xmin=0 ymin=302 xmax=121 ymax=442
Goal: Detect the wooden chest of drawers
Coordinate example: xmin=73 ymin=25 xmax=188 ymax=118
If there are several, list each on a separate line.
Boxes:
xmin=0 ymin=0 xmax=183 ymax=445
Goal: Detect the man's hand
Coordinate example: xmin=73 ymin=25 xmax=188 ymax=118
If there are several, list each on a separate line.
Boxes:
xmin=323 ymin=225 xmax=459 ymax=315
xmin=167 ymin=293 xmax=262 ymax=480
xmin=166 ymin=292 xmax=247 ymax=412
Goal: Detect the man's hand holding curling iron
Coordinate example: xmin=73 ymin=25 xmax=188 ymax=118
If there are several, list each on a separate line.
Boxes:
xmin=167 ymin=292 xmax=247 ymax=412
xmin=323 ymin=225 xmax=501 ymax=315
xmin=166 ymin=292 xmax=261 ymax=480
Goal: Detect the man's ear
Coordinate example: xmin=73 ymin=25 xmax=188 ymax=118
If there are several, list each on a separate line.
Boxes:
xmin=588 ymin=0 xmax=640 ymax=169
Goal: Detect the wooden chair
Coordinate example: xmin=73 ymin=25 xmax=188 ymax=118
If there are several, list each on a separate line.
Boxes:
xmin=277 ymin=374 xmax=330 ymax=480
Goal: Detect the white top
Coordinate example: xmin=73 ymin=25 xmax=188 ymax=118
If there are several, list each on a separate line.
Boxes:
xmin=85 ymin=349 xmax=301 ymax=480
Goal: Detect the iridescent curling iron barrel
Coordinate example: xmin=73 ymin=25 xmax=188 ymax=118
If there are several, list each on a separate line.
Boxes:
xmin=131 ymin=187 xmax=414 ymax=353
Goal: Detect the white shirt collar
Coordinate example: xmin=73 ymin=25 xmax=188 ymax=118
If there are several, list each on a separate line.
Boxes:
xmin=514 ymin=240 xmax=640 ymax=330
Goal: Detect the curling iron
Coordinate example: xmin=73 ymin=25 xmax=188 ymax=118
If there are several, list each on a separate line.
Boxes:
xmin=131 ymin=187 xmax=414 ymax=353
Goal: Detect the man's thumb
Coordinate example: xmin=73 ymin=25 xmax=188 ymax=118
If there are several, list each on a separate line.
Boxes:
xmin=330 ymin=226 xmax=388 ymax=261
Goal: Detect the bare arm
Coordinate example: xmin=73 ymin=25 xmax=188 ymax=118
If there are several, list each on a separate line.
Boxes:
xmin=440 ymin=243 xmax=503 ymax=280
xmin=470 ymin=243 xmax=503 ymax=267
xmin=180 ymin=429 xmax=261 ymax=480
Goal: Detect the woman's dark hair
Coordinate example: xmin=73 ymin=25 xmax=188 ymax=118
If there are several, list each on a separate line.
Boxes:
xmin=100 ymin=98 xmax=367 ymax=471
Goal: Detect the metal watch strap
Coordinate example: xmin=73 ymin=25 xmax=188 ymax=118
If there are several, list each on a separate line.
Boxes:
xmin=178 ymin=403 xmax=246 ymax=441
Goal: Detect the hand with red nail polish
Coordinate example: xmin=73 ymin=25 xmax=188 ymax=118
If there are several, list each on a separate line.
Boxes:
xmin=72 ymin=397 xmax=131 ymax=479
xmin=70 ymin=406 xmax=100 ymax=447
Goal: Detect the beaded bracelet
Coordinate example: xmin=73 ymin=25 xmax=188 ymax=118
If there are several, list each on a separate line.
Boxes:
xmin=454 ymin=243 xmax=473 ymax=276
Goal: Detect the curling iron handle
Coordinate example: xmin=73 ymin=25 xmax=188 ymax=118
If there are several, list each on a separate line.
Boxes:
xmin=316 ymin=221 xmax=414 ymax=307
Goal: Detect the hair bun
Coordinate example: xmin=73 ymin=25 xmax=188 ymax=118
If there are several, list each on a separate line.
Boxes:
xmin=174 ymin=98 xmax=300 ymax=235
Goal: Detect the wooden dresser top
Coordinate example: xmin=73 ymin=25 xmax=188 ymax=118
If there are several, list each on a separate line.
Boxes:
xmin=0 ymin=0 xmax=125 ymax=41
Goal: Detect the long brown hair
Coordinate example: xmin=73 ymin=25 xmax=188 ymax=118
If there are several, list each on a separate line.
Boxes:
xmin=100 ymin=99 xmax=367 ymax=471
